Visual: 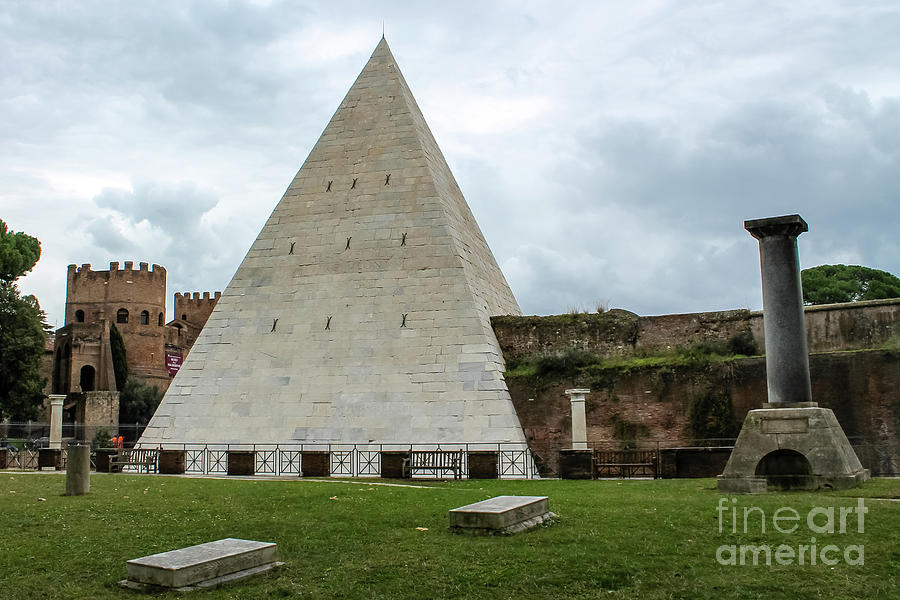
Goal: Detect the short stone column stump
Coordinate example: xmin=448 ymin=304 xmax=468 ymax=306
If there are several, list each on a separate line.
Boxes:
xmin=467 ymin=451 xmax=499 ymax=479
xmin=300 ymin=451 xmax=330 ymax=477
xmin=450 ymin=496 xmax=554 ymax=535
xmin=227 ymin=451 xmax=255 ymax=476
xmin=120 ymin=538 xmax=283 ymax=591
xmin=158 ymin=450 xmax=187 ymax=474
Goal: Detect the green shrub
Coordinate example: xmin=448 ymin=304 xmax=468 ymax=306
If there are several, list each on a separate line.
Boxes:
xmin=534 ymin=348 xmax=598 ymax=377
xmin=118 ymin=377 xmax=162 ymax=424
xmin=727 ymin=331 xmax=759 ymax=356
xmin=688 ymin=389 xmax=736 ymax=442
xmin=91 ymin=427 xmax=113 ymax=448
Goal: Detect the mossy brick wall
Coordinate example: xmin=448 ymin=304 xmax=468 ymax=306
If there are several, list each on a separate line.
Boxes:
xmin=503 ymin=349 xmax=899 ymax=477
xmin=492 ymin=299 xmax=900 ymax=363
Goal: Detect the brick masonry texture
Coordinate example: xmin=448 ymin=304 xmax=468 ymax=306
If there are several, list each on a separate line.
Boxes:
xmin=495 ymin=301 xmax=900 ymax=477
xmin=139 ymin=39 xmax=525 ymax=445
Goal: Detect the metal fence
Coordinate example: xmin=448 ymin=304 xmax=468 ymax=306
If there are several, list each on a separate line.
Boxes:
xmin=0 ymin=422 xmax=148 ymax=449
xmin=146 ymin=443 xmax=540 ymax=479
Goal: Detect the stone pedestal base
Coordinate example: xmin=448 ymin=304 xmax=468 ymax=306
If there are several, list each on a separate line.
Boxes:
xmin=158 ymin=450 xmax=186 ymax=474
xmin=380 ymin=451 xmax=409 ymax=478
xmin=300 ymin=451 xmax=330 ymax=477
xmin=718 ymin=405 xmax=870 ymax=493
xmin=559 ymin=449 xmax=594 ymax=479
xmin=227 ymin=451 xmax=255 ymax=476
xmin=39 ymin=448 xmax=62 ymax=470
xmin=467 ymin=451 xmax=499 ymax=479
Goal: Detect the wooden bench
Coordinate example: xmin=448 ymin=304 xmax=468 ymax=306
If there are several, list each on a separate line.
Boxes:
xmin=594 ymin=451 xmax=658 ymax=479
xmin=110 ymin=449 xmax=159 ymax=474
xmin=402 ymin=450 xmax=463 ymax=479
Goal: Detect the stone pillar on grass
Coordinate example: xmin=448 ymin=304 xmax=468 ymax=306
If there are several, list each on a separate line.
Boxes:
xmin=561 ymin=389 xmax=593 ymax=479
xmin=565 ymin=389 xmax=589 ymax=450
xmin=718 ymin=214 xmax=870 ymax=493
xmin=66 ymin=443 xmax=91 ymax=496
xmin=744 ymin=215 xmax=812 ymax=406
xmin=49 ymin=394 xmax=65 ymax=450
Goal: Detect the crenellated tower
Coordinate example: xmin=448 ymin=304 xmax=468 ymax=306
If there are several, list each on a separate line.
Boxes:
xmin=58 ymin=261 xmax=170 ymax=395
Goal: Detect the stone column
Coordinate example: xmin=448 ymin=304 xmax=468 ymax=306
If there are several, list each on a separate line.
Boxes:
xmin=564 ymin=389 xmax=590 ymax=449
xmin=744 ymin=215 xmax=812 ymax=405
xmin=49 ymin=395 xmax=66 ymax=450
xmin=65 ymin=444 xmax=91 ymax=496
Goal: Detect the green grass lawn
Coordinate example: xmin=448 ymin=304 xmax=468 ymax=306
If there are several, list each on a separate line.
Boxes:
xmin=0 ymin=473 xmax=897 ymax=599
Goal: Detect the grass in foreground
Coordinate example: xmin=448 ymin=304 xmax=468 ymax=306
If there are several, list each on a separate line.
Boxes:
xmin=0 ymin=474 xmax=897 ymax=599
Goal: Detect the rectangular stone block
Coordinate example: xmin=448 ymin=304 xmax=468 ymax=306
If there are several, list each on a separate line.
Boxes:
xmin=125 ymin=538 xmax=279 ymax=589
xmin=449 ymin=496 xmax=552 ymax=534
xmin=762 ymin=417 xmax=809 ymax=434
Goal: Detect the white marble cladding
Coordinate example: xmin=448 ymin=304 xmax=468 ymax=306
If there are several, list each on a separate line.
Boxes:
xmin=139 ymin=39 xmax=525 ymax=446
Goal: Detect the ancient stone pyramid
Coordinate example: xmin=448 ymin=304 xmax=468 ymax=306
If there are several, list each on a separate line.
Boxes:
xmin=139 ymin=38 xmax=526 ymax=445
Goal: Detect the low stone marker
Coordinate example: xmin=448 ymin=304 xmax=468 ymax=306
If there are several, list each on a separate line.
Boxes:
xmin=449 ymin=496 xmax=554 ymax=535
xmin=120 ymin=538 xmax=283 ymax=591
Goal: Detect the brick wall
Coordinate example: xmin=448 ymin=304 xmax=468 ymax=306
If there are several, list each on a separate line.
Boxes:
xmin=493 ymin=299 xmax=900 ymax=363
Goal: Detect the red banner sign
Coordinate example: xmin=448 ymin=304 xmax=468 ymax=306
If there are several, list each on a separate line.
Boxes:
xmin=166 ymin=352 xmax=183 ymax=376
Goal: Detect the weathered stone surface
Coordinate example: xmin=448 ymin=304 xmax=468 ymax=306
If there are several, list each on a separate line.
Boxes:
xmin=718 ymin=406 xmax=870 ymax=492
xmin=449 ymin=496 xmax=553 ymax=534
xmin=744 ymin=214 xmax=812 ymax=405
xmin=139 ymin=38 xmax=524 ymax=447
xmin=65 ymin=444 xmax=90 ymax=496
xmin=123 ymin=538 xmax=280 ymax=589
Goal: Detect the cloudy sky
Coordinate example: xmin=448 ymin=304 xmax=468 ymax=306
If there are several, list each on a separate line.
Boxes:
xmin=3 ymin=1 xmax=899 ymax=328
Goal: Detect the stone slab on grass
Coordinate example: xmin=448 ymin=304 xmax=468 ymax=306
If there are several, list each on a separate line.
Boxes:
xmin=120 ymin=538 xmax=283 ymax=591
xmin=449 ymin=495 xmax=554 ymax=534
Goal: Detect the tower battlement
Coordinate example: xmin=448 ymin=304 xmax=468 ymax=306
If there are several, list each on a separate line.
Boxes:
xmin=174 ymin=291 xmax=221 ymax=327
xmin=68 ymin=261 xmax=166 ymax=282
xmin=65 ymin=261 xmax=167 ymax=327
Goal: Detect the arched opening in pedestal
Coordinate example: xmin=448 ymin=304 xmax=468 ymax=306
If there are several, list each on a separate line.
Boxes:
xmin=755 ymin=449 xmax=814 ymax=490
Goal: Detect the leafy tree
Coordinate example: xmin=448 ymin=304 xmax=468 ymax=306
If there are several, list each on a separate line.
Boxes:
xmin=801 ymin=264 xmax=900 ymax=305
xmin=0 ymin=220 xmax=46 ymax=420
xmin=109 ymin=323 xmax=128 ymax=390
xmin=118 ymin=376 xmax=162 ymax=424
xmin=0 ymin=220 xmax=41 ymax=284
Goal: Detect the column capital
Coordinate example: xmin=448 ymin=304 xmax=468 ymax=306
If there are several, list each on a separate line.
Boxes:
xmin=744 ymin=214 xmax=808 ymax=240
xmin=564 ymin=389 xmax=590 ymax=399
